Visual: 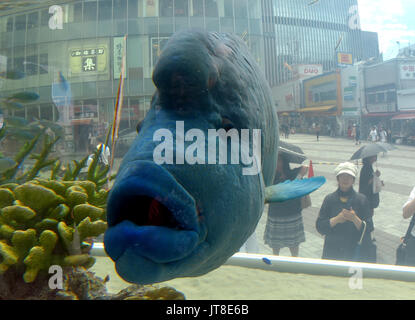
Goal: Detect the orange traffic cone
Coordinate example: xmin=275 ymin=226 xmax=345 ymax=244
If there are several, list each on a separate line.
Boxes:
xmin=308 ymin=160 xmax=314 ymax=178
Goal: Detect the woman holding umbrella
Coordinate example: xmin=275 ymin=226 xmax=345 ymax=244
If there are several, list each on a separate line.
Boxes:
xmin=264 ymin=143 xmax=308 ymax=257
xmin=350 ymin=144 xmax=386 ymax=217
xmin=359 ymin=155 xmax=381 ymax=217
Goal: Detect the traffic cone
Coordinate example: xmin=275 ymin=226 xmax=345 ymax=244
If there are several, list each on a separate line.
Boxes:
xmin=308 ymin=160 xmax=314 ymax=178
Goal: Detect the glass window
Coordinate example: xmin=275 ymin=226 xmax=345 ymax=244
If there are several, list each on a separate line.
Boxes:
xmin=174 ymin=0 xmax=188 ymax=16
xmin=234 ymin=0 xmax=247 ymax=18
xmin=27 ymin=105 xmax=40 ymax=122
xmin=224 ymin=0 xmax=233 ymax=17
xmin=151 ymin=37 xmax=170 ymax=68
xmin=40 ymin=9 xmax=49 ymax=26
xmin=40 ymin=104 xmax=53 ymax=121
xmin=128 ymin=0 xmax=138 ymax=18
xmin=192 ymin=0 xmax=203 ymax=16
xmin=39 ymin=53 xmax=48 ymax=74
xmin=114 ymin=0 xmax=127 ymax=19
xmin=99 ymin=0 xmax=112 ymax=21
xmin=74 ymin=2 xmax=83 ymax=22
xmin=27 ymin=12 xmax=39 ymax=29
xmin=143 ymin=0 xmax=158 ymax=17
xmin=376 ymin=92 xmax=385 ymax=103
xmin=25 ymin=55 xmax=38 ymax=76
xmin=6 ymin=17 xmax=13 ymax=32
xmin=84 ymin=1 xmax=97 ymax=21
xmin=205 ymin=0 xmax=218 ymax=17
xmin=247 ymin=0 xmax=260 ymax=19
xmin=368 ymin=93 xmax=376 ymax=104
xmin=14 ymin=56 xmax=25 ymax=73
xmin=387 ymin=91 xmax=396 ymax=102
xmin=160 ymin=0 xmax=173 ymax=16
xmin=15 ymin=14 xmax=27 ymax=31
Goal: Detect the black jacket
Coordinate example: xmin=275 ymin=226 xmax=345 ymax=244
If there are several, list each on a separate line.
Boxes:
xmin=359 ymin=164 xmax=380 ymax=209
xmin=316 ymin=188 xmax=374 ymax=262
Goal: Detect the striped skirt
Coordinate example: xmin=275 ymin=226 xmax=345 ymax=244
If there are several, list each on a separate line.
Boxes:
xmin=263 ymin=213 xmax=306 ymax=249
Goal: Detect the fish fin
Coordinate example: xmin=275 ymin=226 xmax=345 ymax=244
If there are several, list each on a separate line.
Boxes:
xmin=265 ymin=176 xmax=326 ymax=203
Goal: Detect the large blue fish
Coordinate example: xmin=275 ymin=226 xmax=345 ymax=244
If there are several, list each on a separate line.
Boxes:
xmin=104 ymin=30 xmax=325 ymax=285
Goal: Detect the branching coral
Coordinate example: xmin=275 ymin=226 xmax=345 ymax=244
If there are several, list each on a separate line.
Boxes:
xmin=0 ymin=179 xmax=108 ymax=288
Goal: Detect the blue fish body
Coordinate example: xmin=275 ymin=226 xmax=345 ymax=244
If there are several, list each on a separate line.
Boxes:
xmin=105 ymin=30 xmax=279 ymax=284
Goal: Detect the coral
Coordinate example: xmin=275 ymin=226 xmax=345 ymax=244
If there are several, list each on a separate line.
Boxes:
xmin=0 ymin=178 xmax=108 ymax=294
xmin=54 ymin=268 xmax=186 ymax=300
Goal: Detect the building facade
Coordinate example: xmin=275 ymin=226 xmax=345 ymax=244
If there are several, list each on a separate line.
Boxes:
xmin=0 ymin=0 xmax=265 ymax=153
xmin=268 ymin=0 xmax=379 ymax=86
xmin=362 ymin=58 xmax=415 ymax=143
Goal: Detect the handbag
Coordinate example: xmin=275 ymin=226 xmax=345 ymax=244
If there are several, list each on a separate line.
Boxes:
xmin=353 ymin=221 xmax=377 ymax=263
xmin=352 ymin=221 xmax=367 ymax=261
xmin=396 ymin=213 xmax=415 ymax=266
xmin=301 ymin=194 xmax=311 ymax=209
xmin=372 ymin=174 xmax=382 ymax=194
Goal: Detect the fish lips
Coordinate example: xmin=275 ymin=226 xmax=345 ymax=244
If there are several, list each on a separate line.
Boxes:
xmin=104 ymin=160 xmax=207 ymax=282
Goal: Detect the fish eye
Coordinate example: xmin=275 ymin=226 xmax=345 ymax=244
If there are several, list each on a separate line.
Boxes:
xmin=221 ymin=117 xmax=235 ymax=131
xmin=136 ymin=120 xmax=143 ymax=133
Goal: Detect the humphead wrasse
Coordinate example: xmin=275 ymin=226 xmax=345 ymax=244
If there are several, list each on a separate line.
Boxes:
xmin=104 ymin=30 xmax=325 ymax=284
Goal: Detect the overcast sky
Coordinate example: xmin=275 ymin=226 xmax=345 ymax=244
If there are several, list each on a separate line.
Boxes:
xmin=358 ymin=0 xmax=415 ymax=60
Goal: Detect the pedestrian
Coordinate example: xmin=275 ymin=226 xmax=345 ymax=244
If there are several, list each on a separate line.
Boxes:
xmin=263 ymin=153 xmax=308 ymax=257
xmin=387 ymin=128 xmax=392 ymax=143
xmin=368 ymin=126 xmax=378 ymax=142
xmin=315 ymin=123 xmax=320 ymax=141
xmin=283 ymin=123 xmax=289 ymax=139
xmin=351 ymin=124 xmax=356 ymax=141
xmin=316 ymin=162 xmax=375 ymax=262
xmin=359 ymin=156 xmax=381 ymax=217
xmin=401 ymin=186 xmax=415 ymax=266
xmin=379 ymin=128 xmax=387 ymax=143
xmin=355 ymin=123 xmax=361 ymax=145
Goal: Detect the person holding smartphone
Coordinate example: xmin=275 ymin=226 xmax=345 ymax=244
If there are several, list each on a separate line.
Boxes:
xmin=316 ymin=162 xmax=374 ymax=262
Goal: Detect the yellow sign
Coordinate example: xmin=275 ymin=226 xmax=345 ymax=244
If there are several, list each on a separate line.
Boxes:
xmin=337 ymin=52 xmax=353 ymax=66
xmin=303 ymin=73 xmax=338 ymax=108
xmin=69 ymin=42 xmax=108 ymax=76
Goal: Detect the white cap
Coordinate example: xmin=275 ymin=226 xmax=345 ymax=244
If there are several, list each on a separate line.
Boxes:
xmin=334 ymin=162 xmax=358 ymax=178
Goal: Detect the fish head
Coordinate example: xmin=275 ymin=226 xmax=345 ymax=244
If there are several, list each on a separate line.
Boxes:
xmin=104 ymin=30 xmax=278 ymax=285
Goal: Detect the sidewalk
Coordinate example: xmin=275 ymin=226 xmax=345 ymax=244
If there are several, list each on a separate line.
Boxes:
xmin=254 ymin=133 xmax=415 ymax=265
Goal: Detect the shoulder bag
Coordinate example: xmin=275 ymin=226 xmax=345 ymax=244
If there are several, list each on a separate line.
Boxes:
xmin=396 ymin=213 xmax=415 ymax=266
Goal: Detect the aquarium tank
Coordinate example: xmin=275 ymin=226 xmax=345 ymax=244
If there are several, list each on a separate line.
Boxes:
xmin=1 ymin=0 xmax=415 ymax=305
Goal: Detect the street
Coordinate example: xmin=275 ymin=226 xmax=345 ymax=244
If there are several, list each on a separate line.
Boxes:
xmin=255 ymin=133 xmax=415 ymax=265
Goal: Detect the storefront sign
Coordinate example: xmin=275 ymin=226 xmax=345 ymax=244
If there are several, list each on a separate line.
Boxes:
xmin=114 ymin=37 xmax=127 ymax=79
xmin=344 ymin=87 xmax=355 ymax=101
xmin=68 ymin=41 xmax=108 ymax=77
xmin=293 ymin=64 xmax=323 ymax=79
xmin=400 ymin=64 xmax=415 ymax=79
xmin=337 ymin=52 xmax=353 ymax=68
xmin=73 ymin=104 xmax=98 ymax=120
xmin=303 ymin=72 xmax=339 ymax=108
xmin=397 ymin=89 xmax=415 ymax=111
